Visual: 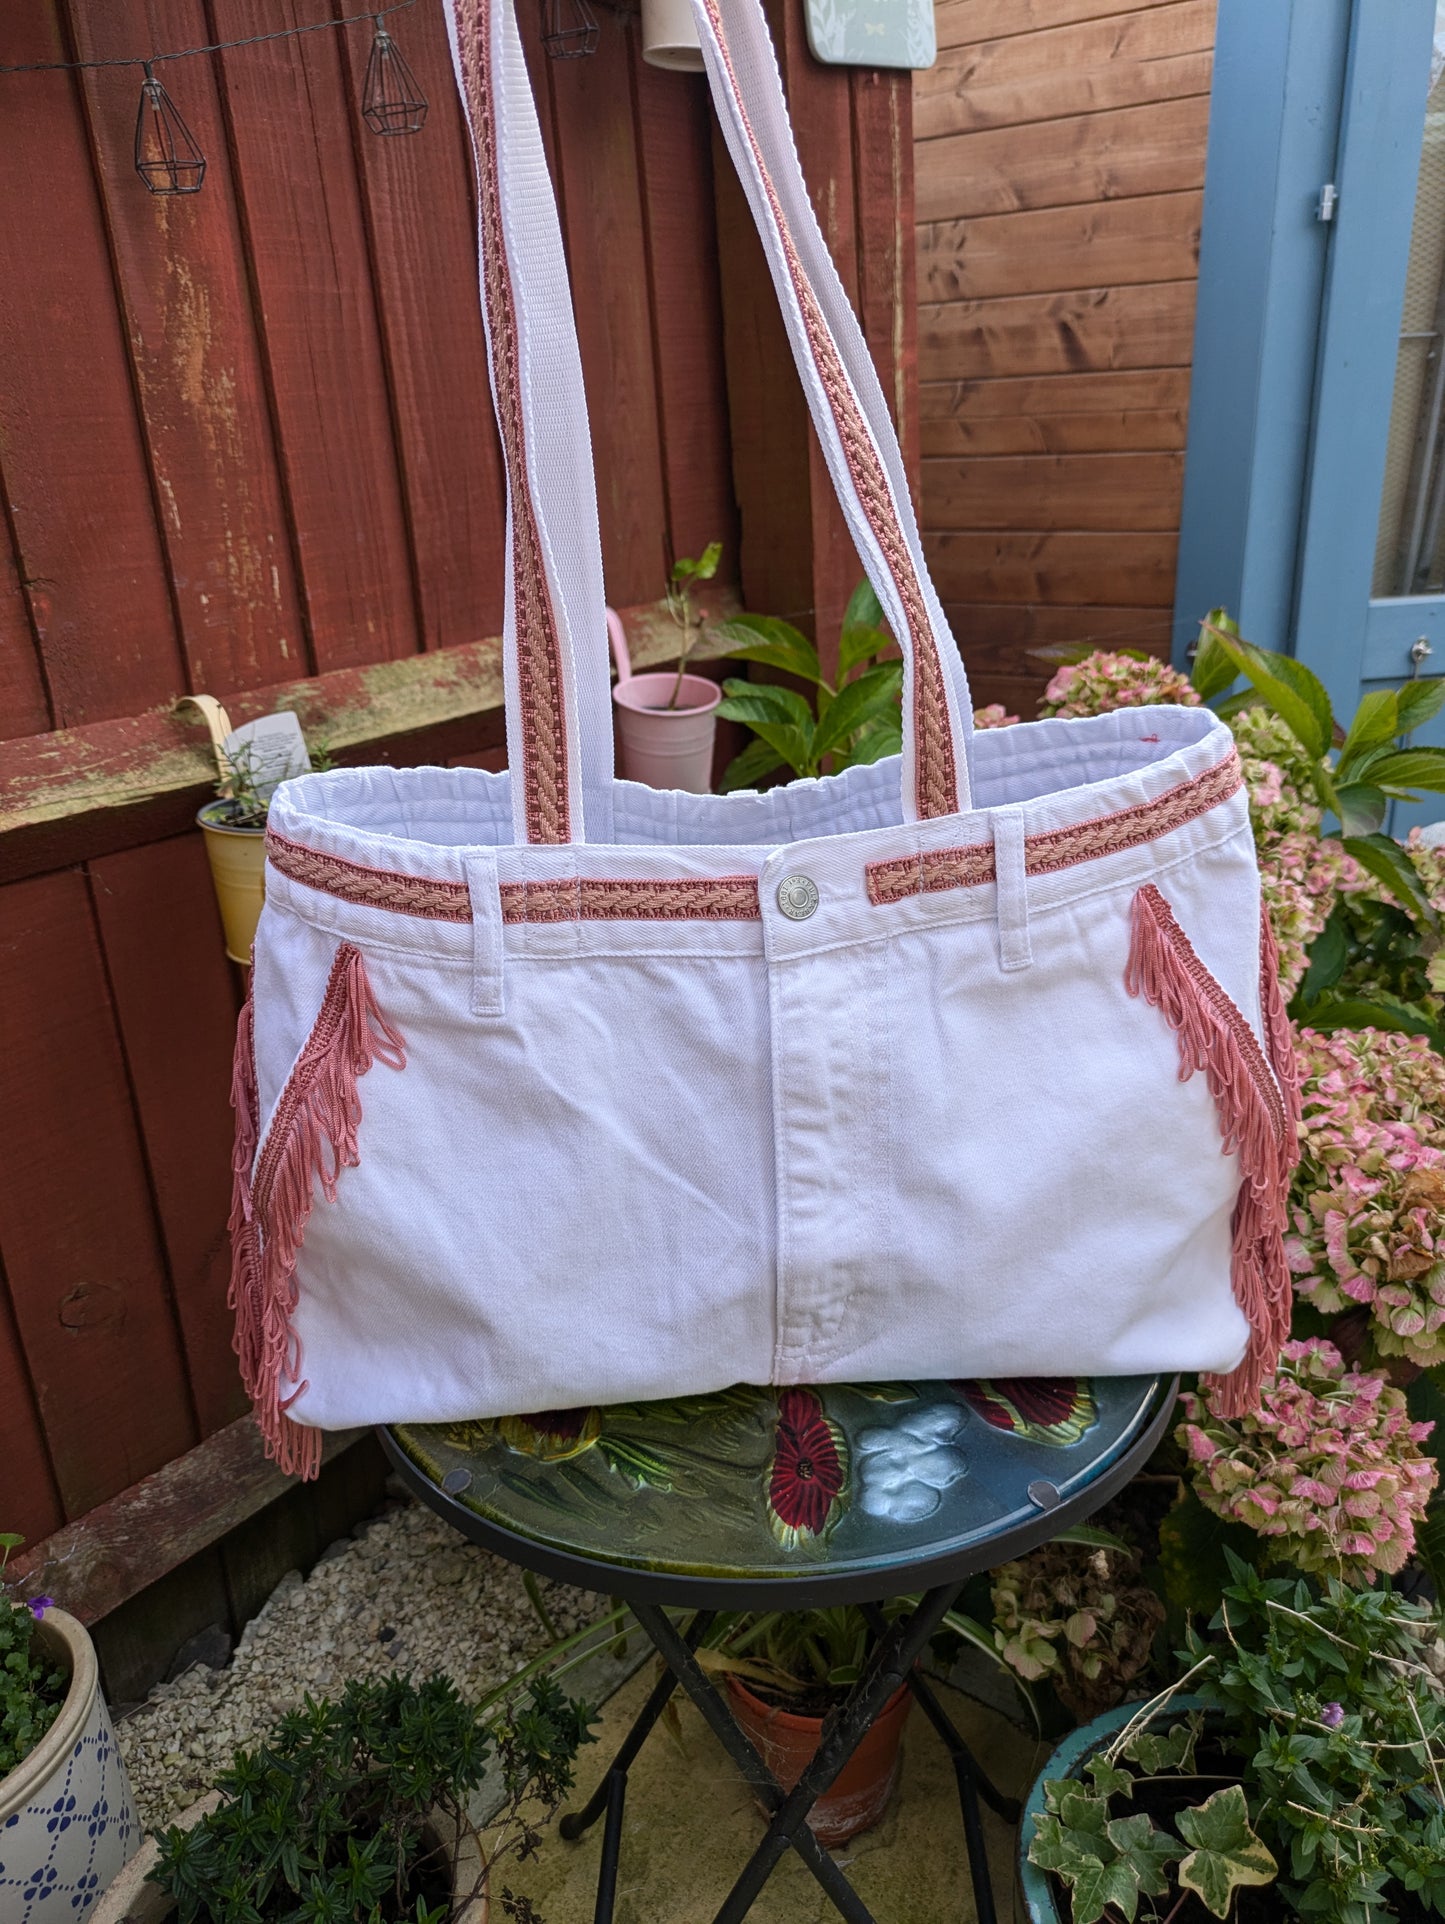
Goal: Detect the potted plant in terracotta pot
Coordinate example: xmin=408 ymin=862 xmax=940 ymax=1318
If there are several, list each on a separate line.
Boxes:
xmin=698 ymin=1605 xmax=916 ymax=1847
xmin=610 ymin=541 xmax=723 ymax=793
xmin=98 ymin=1670 xmax=595 ymax=1924
xmin=0 ymin=1532 xmax=141 ymax=1924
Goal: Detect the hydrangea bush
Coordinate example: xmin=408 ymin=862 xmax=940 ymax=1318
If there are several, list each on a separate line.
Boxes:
xmin=1027 ymin=640 xmax=1445 ymax=1588
xmin=1178 ymin=1340 xmax=1435 ymax=1580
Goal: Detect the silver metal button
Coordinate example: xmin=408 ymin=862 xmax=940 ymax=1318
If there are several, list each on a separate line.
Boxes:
xmin=777 ymin=875 xmax=820 ymax=920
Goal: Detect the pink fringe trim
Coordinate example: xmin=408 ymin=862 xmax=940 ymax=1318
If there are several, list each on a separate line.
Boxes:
xmin=1258 ymin=908 xmax=1304 ymax=1148
xmin=228 ymin=944 xmax=405 ymax=1479
xmin=1125 ymin=884 xmax=1292 ymax=1417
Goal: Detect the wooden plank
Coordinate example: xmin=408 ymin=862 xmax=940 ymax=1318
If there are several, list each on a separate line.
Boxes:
xmin=853 ymin=68 xmax=921 ymax=489
xmin=920 ymin=280 xmax=1199 ymax=381
xmin=0 ymin=871 xmax=196 ymax=1517
xmin=631 ymin=52 xmax=741 ymax=568
xmin=915 ymin=97 xmax=1211 ymax=224
xmin=952 ymin=599 xmax=1174 ymax=678
xmin=212 ymin=0 xmax=419 ymax=672
xmin=937 ymin=0 xmax=1177 ymax=52
xmin=0 ymin=468 xmax=50 ymax=742
xmin=918 ymin=192 xmax=1203 ymax=304
xmin=88 ymin=836 xmax=245 ymax=1438
xmin=919 ymin=368 xmax=1192 ymax=458
xmin=342 ymin=0 xmax=508 ymax=653
xmin=923 ymin=451 xmax=1185 ymax=531
xmin=62 ymin=0 xmax=305 ymax=695
xmin=8 ymin=1416 xmax=365 ymax=1625
xmin=925 ymin=529 xmax=1179 ymax=606
xmin=546 ymin=13 xmax=669 ymax=608
xmin=917 ymin=1 xmax=1214 ymax=140
xmin=0 ymin=10 xmax=187 ymax=726
xmin=0 ymin=1269 xmax=63 ymax=1545
xmin=0 ymin=591 xmax=740 ymax=882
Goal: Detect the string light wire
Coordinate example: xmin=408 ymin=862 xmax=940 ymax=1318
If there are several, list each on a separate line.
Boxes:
xmin=0 ymin=0 xmax=418 ymax=76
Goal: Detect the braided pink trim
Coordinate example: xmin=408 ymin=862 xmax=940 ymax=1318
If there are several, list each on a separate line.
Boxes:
xmin=698 ymin=0 xmax=960 ymax=823
xmin=865 ymin=751 xmax=1243 ymax=906
xmin=267 ymin=830 xmax=761 ymax=922
xmin=457 ymin=0 xmax=570 ymax=845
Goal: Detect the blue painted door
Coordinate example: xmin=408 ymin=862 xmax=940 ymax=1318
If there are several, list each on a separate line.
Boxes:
xmin=1293 ymin=0 xmax=1445 ymax=825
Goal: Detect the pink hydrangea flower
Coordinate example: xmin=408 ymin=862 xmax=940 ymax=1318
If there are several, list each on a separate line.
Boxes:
xmin=1037 ymin=652 xmax=1199 ymax=720
xmin=1178 ymin=1340 xmax=1436 ymax=1581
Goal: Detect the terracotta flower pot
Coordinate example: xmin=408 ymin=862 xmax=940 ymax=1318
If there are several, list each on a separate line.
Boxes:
xmin=0 ymin=1608 xmax=140 ymax=1924
xmin=93 ymin=1790 xmax=488 ymax=1924
xmin=196 ymin=801 xmax=267 ymax=965
xmin=724 ymin=1673 xmax=912 ymax=1848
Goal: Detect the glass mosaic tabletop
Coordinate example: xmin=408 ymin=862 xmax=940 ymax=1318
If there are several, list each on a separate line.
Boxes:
xmin=387 ymin=1374 xmax=1170 ymax=1595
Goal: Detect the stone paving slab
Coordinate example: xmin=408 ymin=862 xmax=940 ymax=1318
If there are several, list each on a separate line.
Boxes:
xmin=490 ymin=1667 xmax=1047 ymax=1924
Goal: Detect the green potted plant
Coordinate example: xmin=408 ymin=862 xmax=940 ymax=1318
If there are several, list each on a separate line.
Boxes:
xmin=1019 ymin=1554 xmax=1445 ymax=1923
xmin=97 ymin=1670 xmax=595 ymax=1924
xmin=610 ymin=543 xmax=724 ymax=793
xmin=0 ymin=1532 xmax=141 ymax=1924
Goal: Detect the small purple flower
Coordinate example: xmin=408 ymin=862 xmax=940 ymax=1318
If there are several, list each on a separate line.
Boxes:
xmin=27 ymin=1596 xmax=54 ymax=1620
xmin=1320 ymin=1701 xmax=1344 ymax=1729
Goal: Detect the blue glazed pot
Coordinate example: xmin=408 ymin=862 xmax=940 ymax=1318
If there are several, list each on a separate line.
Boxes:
xmin=1015 ymin=1695 xmax=1211 ymax=1924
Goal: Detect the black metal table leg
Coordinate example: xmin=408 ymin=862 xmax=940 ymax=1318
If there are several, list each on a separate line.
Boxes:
xmin=560 ymin=1609 xmax=716 ymax=1843
xmin=860 ymin=1603 xmax=1020 ymax=1924
xmin=591 ymin=1768 xmax=627 ymax=1924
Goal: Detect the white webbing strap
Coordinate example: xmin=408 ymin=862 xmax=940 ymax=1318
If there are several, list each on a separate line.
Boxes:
xmin=691 ymin=0 xmax=973 ymax=817
xmin=446 ymin=0 xmax=615 ymax=845
xmin=445 ymin=0 xmax=975 ymax=838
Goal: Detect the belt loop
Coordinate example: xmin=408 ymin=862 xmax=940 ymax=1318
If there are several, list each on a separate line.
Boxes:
xmin=462 ymin=851 xmax=505 ymax=1016
xmin=991 ymin=810 xmax=1032 ymax=972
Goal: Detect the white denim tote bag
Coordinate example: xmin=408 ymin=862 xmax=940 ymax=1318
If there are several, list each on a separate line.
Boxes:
xmin=230 ymin=0 xmax=1299 ymax=1476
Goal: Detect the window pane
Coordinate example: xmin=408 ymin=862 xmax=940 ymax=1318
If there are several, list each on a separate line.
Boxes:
xmin=1374 ymin=5 xmax=1445 ymax=597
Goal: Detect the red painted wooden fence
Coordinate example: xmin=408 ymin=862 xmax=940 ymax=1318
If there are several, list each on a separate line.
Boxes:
xmin=0 ymin=0 xmax=914 ymax=1550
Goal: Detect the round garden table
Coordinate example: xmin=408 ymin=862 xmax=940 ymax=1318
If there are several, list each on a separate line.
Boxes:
xmin=381 ymin=1371 xmax=1176 ymax=1924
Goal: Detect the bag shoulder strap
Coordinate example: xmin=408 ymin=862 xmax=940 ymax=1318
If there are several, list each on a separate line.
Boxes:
xmin=447 ymin=0 xmax=975 ymax=844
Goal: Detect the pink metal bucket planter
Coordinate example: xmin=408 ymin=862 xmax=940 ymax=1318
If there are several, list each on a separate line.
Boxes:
xmin=608 ymin=608 xmax=721 ymax=793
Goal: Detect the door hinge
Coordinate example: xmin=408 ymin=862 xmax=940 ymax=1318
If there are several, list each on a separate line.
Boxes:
xmin=1317 ymin=182 xmax=1338 ymax=223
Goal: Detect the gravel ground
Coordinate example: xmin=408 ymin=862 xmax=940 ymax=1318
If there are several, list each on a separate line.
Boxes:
xmin=116 ymin=1496 xmax=603 ymax=1831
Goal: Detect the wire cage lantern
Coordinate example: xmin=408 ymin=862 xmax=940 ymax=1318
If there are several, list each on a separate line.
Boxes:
xmin=361 ymin=21 xmax=428 ymax=135
xmin=134 ymin=62 xmax=206 ymax=194
xmin=541 ymin=0 xmax=600 ymax=58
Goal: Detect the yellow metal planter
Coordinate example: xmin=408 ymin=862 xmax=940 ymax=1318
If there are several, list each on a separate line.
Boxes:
xmin=197 ymin=802 xmax=266 ymax=965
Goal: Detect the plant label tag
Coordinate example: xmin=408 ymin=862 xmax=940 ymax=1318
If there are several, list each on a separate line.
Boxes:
xmin=223 ymin=712 xmax=312 ymax=801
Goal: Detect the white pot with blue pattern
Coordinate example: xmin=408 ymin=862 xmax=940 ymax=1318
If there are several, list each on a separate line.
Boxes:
xmin=0 ymin=1609 xmax=140 ymax=1923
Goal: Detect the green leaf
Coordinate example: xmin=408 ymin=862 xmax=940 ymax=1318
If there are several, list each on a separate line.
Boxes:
xmin=840 ymin=713 xmax=902 ymax=768
xmin=1298 ymin=910 xmax=1348 ymax=1003
xmin=0 ymin=1534 xmax=23 ymax=1552
xmin=1175 ymin=1785 xmax=1278 ymax=1919
xmin=717 ymin=680 xmax=816 ymax=731
xmin=1301 ymin=991 xmax=1441 ymax=1043
xmin=1191 ymin=611 xmax=1242 ymax=702
xmin=671 ymin=540 xmax=722 ymax=584
xmin=1198 ymin=619 xmax=1334 ymax=758
xmin=1337 ymin=689 xmax=1400 ymax=779
xmin=842 ymin=578 xmax=884 ymax=635
xmin=718 ymin=737 xmax=785 ymax=793
xmin=1334 ymin=782 xmax=1389 ymax=837
xmin=839 ymin=623 xmax=895 ymax=681
xmin=1396 ymin=675 xmax=1445 ymax=735
xmin=712 ymin=617 xmax=823 ymax=685
xmin=725 ymin=719 xmax=814 ymax=781
xmin=1067 ymin=1859 xmax=1143 ymax=1924
xmin=1367 ymin=745 xmax=1445 ymax=793
xmin=813 ymin=662 xmax=903 ymax=760
xmin=1085 ymin=1755 xmax=1134 ymax=1798
xmin=1341 ymin=832 xmax=1442 ymax=930
xmin=1104 ymin=1813 xmax=1177 ymax=1896
xmin=1127 ymin=1720 xmax=1200 ymax=1777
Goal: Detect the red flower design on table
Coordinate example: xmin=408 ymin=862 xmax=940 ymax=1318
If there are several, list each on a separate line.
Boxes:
xmin=955 ymin=1379 xmax=1096 ymax=1447
xmin=767 ymin=1388 xmax=848 ymax=1549
xmin=497 ymin=1406 xmax=602 ymax=1461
